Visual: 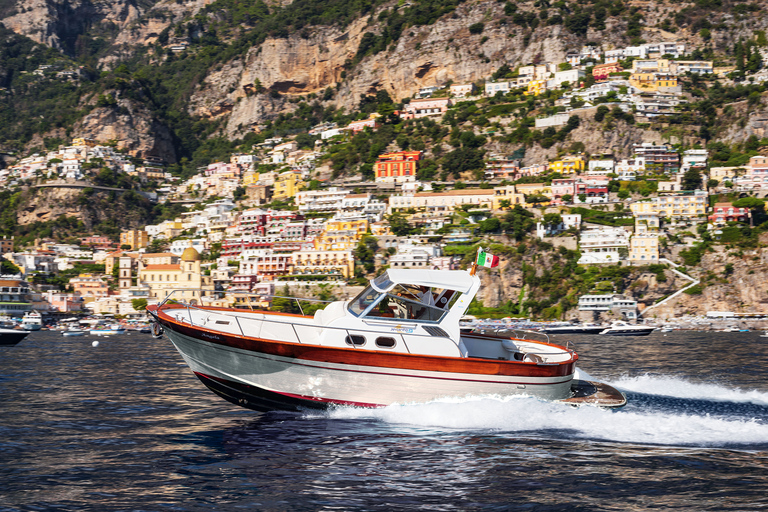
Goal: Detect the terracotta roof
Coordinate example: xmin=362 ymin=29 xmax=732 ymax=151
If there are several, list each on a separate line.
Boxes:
xmin=415 ymin=189 xmax=495 ymax=197
xmin=142 ymin=253 xmax=176 ymax=258
xmin=143 ymin=264 xmax=181 ymax=271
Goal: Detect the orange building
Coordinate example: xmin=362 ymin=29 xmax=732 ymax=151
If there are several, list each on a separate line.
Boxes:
xmin=374 ymin=151 xmax=422 ymax=183
xmin=592 ymin=62 xmax=623 ymax=81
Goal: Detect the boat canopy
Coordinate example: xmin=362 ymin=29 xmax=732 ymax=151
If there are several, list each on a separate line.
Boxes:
xmin=371 ymin=269 xmax=476 ymax=294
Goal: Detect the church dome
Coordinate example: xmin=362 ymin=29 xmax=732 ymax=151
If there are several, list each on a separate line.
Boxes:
xmin=181 ymin=243 xmax=201 ymax=262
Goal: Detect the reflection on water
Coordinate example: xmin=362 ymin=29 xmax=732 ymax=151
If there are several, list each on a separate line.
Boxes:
xmin=1 ymin=330 xmax=767 ymax=511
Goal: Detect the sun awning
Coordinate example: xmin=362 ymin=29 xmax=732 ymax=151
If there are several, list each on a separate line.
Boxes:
xmin=375 ymin=269 xmax=477 ymax=294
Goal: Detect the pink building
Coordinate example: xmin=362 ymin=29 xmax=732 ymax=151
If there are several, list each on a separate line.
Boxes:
xmin=400 ymin=98 xmax=452 ymax=120
xmin=708 ymin=203 xmax=749 ymax=224
xmin=347 ymin=118 xmax=379 ymax=134
xmin=550 ymin=179 xmax=576 ymax=203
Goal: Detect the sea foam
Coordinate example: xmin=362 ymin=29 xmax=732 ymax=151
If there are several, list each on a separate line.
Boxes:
xmin=323 ymin=371 xmax=768 ymax=447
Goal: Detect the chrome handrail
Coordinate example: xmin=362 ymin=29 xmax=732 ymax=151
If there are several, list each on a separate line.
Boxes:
xmin=154 ymin=291 xmax=573 ymax=360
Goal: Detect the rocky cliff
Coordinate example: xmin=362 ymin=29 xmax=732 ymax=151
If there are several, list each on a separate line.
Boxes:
xmin=16 ymin=185 xmax=154 ymax=231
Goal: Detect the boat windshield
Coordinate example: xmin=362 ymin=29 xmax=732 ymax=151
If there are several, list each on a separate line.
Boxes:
xmin=348 ymin=283 xmax=452 ymax=322
xmin=348 ymin=286 xmax=380 ymax=316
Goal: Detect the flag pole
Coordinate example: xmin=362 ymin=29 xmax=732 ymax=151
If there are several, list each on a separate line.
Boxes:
xmin=470 ymin=246 xmax=481 ymax=276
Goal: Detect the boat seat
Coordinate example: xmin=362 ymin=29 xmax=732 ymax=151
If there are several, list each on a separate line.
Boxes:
xmin=501 ymin=339 xmax=544 ymax=363
xmin=313 ymin=301 xmax=348 ymax=326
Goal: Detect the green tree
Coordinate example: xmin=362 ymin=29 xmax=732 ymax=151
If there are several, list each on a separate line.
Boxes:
xmin=1 ymin=258 xmax=20 ymax=274
xmin=131 ymin=298 xmax=148 ymax=311
xmin=681 ymin=168 xmax=703 ymax=190
xmin=387 ymin=212 xmax=414 ymax=236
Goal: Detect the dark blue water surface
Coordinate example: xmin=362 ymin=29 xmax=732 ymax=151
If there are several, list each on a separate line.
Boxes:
xmin=1 ymin=330 xmax=768 ymax=511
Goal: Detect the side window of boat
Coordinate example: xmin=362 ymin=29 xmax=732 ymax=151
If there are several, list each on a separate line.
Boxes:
xmin=375 ymin=337 xmax=396 ymax=348
xmin=345 ymin=335 xmax=366 ymax=346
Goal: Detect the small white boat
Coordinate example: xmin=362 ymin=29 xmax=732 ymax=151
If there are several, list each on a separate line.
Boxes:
xmin=599 ymin=321 xmax=655 ymax=336
xmin=148 ymin=268 xmax=627 ymax=411
xmin=20 ymin=311 xmax=43 ymax=331
xmin=90 ymin=324 xmax=126 ymax=336
xmin=62 ymin=329 xmax=88 ymax=337
xmin=760 ymin=331 xmax=768 ymax=338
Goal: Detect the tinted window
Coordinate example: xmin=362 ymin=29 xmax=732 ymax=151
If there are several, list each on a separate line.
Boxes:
xmin=345 ymin=335 xmax=366 ymax=346
xmin=376 ymin=337 xmax=396 ymax=348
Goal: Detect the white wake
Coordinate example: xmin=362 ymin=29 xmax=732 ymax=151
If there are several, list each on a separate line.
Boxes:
xmin=320 ymin=371 xmax=768 ymax=446
xmin=609 ymin=373 xmax=768 ymax=406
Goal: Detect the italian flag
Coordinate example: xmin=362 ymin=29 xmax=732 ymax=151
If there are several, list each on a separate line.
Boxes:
xmin=476 ymin=250 xmax=499 ymax=268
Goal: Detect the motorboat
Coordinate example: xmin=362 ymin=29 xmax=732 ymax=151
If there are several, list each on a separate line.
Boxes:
xmin=599 ymin=321 xmax=655 ymax=336
xmin=62 ymin=328 xmax=88 ymax=337
xmin=147 ymin=268 xmax=627 ymax=412
xmin=539 ymin=322 xmax=606 ymax=335
xmin=20 ymin=311 xmax=42 ymax=331
xmin=0 ymin=328 xmax=31 ymax=346
xmin=89 ymin=324 xmax=126 ymax=336
xmin=0 ymin=314 xmax=17 ymax=329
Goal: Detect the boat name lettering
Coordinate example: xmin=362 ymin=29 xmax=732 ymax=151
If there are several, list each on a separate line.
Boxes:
xmin=201 ymin=332 xmax=221 ymax=340
xmin=390 ymin=327 xmax=414 ymax=333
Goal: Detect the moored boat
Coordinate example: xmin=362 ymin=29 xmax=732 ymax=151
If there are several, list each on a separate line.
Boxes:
xmin=89 ymin=324 xmax=126 ymax=336
xmin=539 ymin=322 xmax=606 ymax=335
xmin=0 ymin=328 xmax=30 ymax=346
xmin=599 ymin=321 xmax=655 ymax=336
xmin=62 ymin=328 xmax=88 ymax=337
xmin=147 ymin=268 xmax=627 ymax=411
xmin=20 ymin=311 xmax=42 ymax=331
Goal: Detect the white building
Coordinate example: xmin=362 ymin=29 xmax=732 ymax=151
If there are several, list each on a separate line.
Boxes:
xmin=578 ymin=294 xmax=638 ymax=319
xmin=536 ymin=213 xmax=582 ymax=238
xmin=294 ymin=187 xmax=350 ymax=213
xmin=169 ymin=238 xmax=206 ymax=256
xmin=681 ymin=149 xmax=708 ymax=173
xmin=388 ymin=241 xmax=442 ymax=269
xmin=577 ymin=227 xmax=630 ymax=265
xmin=587 ymin=159 xmax=616 ymax=175
xmin=550 ymin=69 xmax=586 ymax=88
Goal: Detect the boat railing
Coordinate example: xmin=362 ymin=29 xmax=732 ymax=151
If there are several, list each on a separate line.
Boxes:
xmin=155 ymin=289 xmax=457 ymax=350
xmin=154 ymin=290 xmax=575 ymax=360
xmin=156 ymin=288 xmax=336 ymax=316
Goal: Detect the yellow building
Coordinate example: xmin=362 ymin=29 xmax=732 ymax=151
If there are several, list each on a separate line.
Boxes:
xmin=630 ymin=192 xmax=708 ymax=219
xmin=492 ymin=185 xmax=526 ymax=209
xmin=290 ymin=250 xmax=355 ymax=278
xmin=137 ymin=245 xmax=213 ymax=303
xmin=629 ymin=73 xmax=678 ymax=91
xmin=119 ymin=229 xmax=149 ymax=250
xmin=71 ymin=137 xmax=98 ymax=147
xmin=272 ymin=171 xmax=305 ymax=200
xmin=242 ymin=171 xmax=260 ymax=186
xmin=629 ymin=234 xmax=660 ymax=264
xmin=525 ymin=79 xmax=548 ymax=96
xmin=631 ymin=59 xmax=671 ymax=74
xmin=549 ymin=155 xmax=586 ymax=175
xmin=313 ymin=219 xmax=369 ymax=251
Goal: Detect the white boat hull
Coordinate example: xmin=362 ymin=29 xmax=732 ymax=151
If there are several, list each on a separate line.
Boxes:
xmin=164 ymin=328 xmax=574 ymax=410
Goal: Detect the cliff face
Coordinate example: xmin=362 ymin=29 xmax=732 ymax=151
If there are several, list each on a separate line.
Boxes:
xmin=73 ymin=99 xmax=178 ymax=162
xmin=16 ymin=186 xmax=153 ymax=230
xmin=190 ymin=2 xmax=580 ymax=137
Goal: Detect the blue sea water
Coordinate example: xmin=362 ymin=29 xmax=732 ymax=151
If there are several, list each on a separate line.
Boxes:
xmin=1 ymin=329 xmax=767 ymax=511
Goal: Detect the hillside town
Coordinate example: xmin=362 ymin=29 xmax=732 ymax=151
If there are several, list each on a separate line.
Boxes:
xmin=2 ymin=40 xmax=767 ymax=325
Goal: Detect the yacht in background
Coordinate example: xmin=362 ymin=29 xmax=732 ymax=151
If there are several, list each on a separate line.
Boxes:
xmin=20 ymin=311 xmax=43 ymax=331
xmin=599 ymin=321 xmax=655 ymax=336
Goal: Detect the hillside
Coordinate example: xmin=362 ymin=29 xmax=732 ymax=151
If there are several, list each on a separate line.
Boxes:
xmin=0 ymin=0 xmax=766 ymax=168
